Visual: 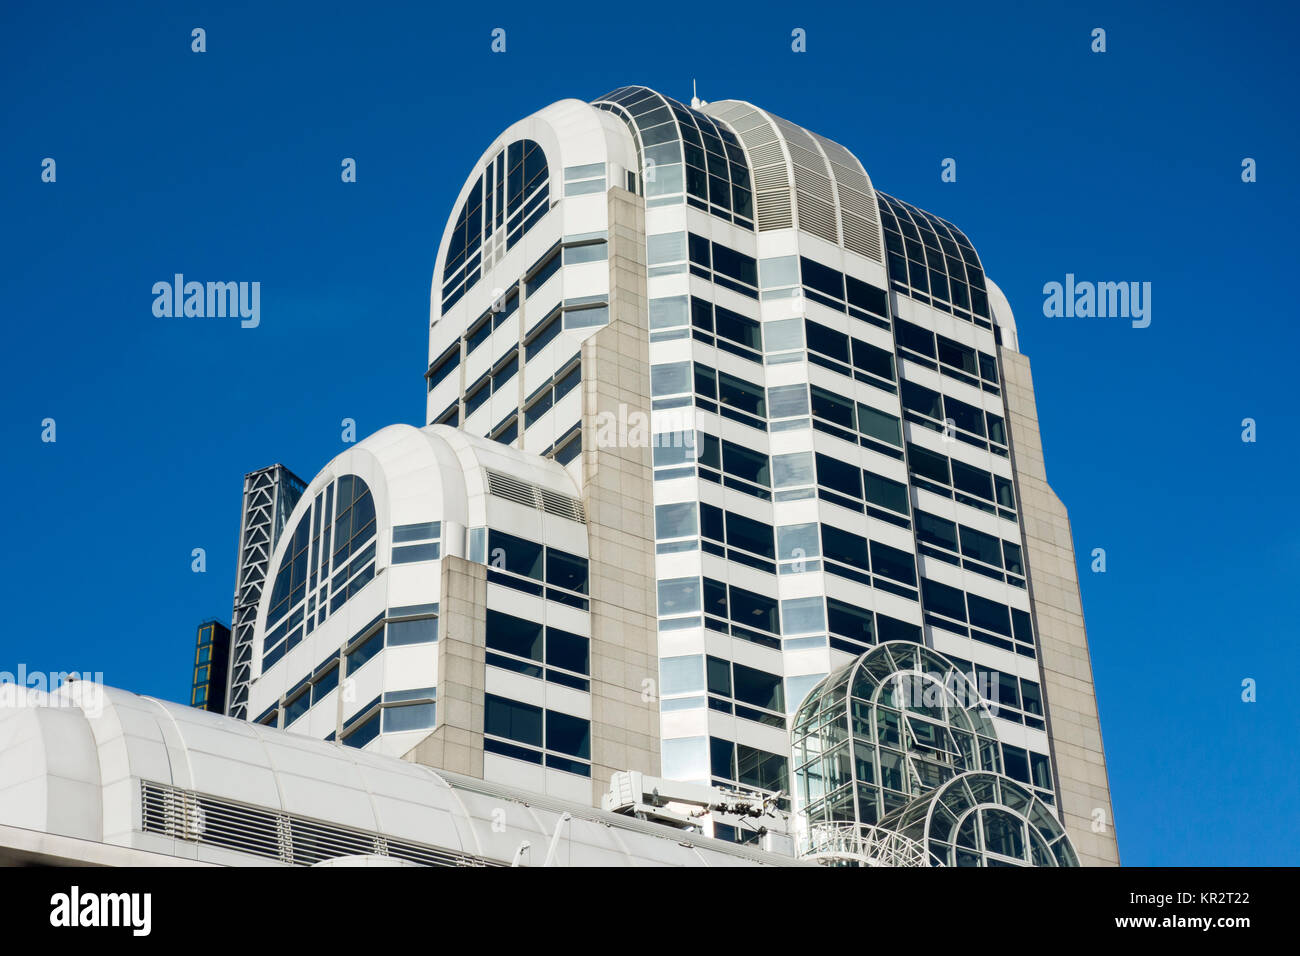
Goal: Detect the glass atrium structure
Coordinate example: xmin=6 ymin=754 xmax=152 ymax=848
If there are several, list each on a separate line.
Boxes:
xmin=792 ymin=642 xmax=1078 ymax=865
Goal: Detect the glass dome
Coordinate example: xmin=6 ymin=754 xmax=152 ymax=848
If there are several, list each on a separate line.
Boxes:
xmin=792 ymin=642 xmax=1078 ymax=866
xmin=878 ymin=772 xmax=1079 ymax=867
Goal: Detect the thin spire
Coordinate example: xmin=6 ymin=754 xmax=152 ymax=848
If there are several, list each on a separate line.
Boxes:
xmin=691 ymin=79 xmax=701 ymax=109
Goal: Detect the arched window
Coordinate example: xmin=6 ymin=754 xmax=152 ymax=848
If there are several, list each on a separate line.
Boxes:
xmin=262 ymin=475 xmax=377 ymax=671
xmin=594 ymin=86 xmax=754 ymax=228
xmin=441 ymin=139 xmax=550 ymax=313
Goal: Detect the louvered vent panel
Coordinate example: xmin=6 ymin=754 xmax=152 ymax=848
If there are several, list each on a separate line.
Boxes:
xmin=836 ymin=184 xmax=873 ymax=219
xmin=775 ymin=118 xmax=839 ymax=244
xmin=704 ymin=102 xmax=793 ymax=231
xmin=486 ymin=470 xmax=587 ymax=524
xmin=841 ymin=212 xmax=883 ymax=262
xmin=485 ymin=470 xmax=536 ymax=508
xmin=816 ymin=133 xmax=883 ymax=263
xmin=141 ymin=780 xmax=498 ymax=867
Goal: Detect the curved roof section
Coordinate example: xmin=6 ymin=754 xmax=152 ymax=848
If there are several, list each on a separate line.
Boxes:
xmin=432 ymin=86 xmax=996 ymax=324
xmin=441 ymin=137 xmax=550 ymax=312
xmin=264 ymin=423 xmax=583 ymax=571
xmin=254 ymin=423 xmax=588 ymax=652
xmin=593 ymin=86 xmax=755 ymax=227
xmin=431 ymin=97 xmax=637 ymax=323
xmin=876 ymin=191 xmax=992 ymax=322
xmin=0 ymin=682 xmax=799 ymax=867
xmin=794 ymin=640 xmax=1000 ymax=745
xmin=703 ymin=99 xmax=884 ymax=262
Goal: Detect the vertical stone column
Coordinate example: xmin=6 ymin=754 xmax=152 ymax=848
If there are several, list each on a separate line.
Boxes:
xmin=999 ymin=348 xmax=1120 ymax=866
xmin=403 ymin=554 xmax=487 ymax=779
xmin=577 ymin=186 xmax=661 ymax=805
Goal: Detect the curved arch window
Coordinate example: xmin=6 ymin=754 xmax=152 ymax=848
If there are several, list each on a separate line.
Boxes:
xmin=594 ymin=86 xmax=754 ymax=228
xmin=792 ymin=642 xmax=1001 ymax=837
xmin=442 ymin=139 xmax=550 ymax=313
xmin=263 ymin=474 xmax=378 ymax=670
xmin=877 ymin=192 xmax=990 ymax=326
xmin=876 ymin=772 xmax=1078 ymax=867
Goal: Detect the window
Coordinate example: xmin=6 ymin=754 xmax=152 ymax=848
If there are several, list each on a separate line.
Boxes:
xmin=817 ymin=453 xmax=862 ymax=499
xmin=312 ymin=665 xmax=339 ymax=704
xmin=547 ymin=627 xmax=589 ymax=675
xmin=652 ymin=361 xmax=692 ymax=396
xmin=650 ymin=295 xmax=688 ymax=330
xmin=486 ymin=610 xmax=544 ymax=660
xmin=768 ymin=383 xmax=808 ymax=419
xmin=281 ymin=688 xmax=308 ymax=726
xmin=525 ymin=246 xmax=561 ymax=296
xmin=341 ymin=712 xmax=380 ymax=749
xmin=484 ymin=694 xmax=543 ymax=747
xmin=711 ymin=243 xmax=758 ymax=287
xmin=716 ymin=371 xmax=765 ymax=417
xmin=546 ymin=710 xmax=591 ymax=759
xmin=822 ymin=525 xmax=868 ymax=568
xmin=894 ymin=319 xmax=936 ymax=358
xmin=960 ymin=525 xmax=1002 ymax=566
xmin=778 ymin=523 xmax=820 ymax=562
xmin=525 ymin=308 xmax=562 ymax=360
xmin=658 ymin=576 xmax=701 ymax=616
xmin=656 ymin=502 xmax=698 ymax=540
xmin=732 ymin=663 xmax=784 ymax=713
xmin=908 ymin=443 xmax=951 ymax=485
xmin=773 ymin=451 xmax=815 ymax=488
xmin=264 ymin=474 xmax=376 ymax=668
xmin=546 ymin=549 xmax=588 ymax=594
xmin=828 ymin=598 xmax=874 ymax=646
xmin=721 ymin=440 xmax=770 ymax=487
xmin=383 ymin=697 xmax=436 ymax=733
xmin=852 ymin=339 xmax=895 ymax=381
xmin=858 ymin=404 xmax=902 ymax=447
xmin=661 ymin=655 xmax=705 ymax=696
xmin=865 ymin=471 xmax=910 ymax=514
xmin=870 ymin=540 xmax=916 ymax=585
xmin=810 ymin=386 xmax=855 ymax=430
xmin=725 ymin=511 xmax=774 ymax=558
xmin=806 ymin=320 xmax=850 ymax=364
xmin=466 ymin=314 xmax=492 ymax=355
xmin=388 ymin=616 xmax=438 ymax=645
xmin=487 ymin=530 xmax=543 ymax=579
xmin=728 ymin=585 xmax=779 ymax=635
xmin=346 ymin=627 xmax=383 ymax=674
xmin=917 ymin=511 xmax=959 ymax=551
xmin=801 ymin=256 xmax=844 ymax=301
xmin=427 ymin=343 xmax=460 ymax=393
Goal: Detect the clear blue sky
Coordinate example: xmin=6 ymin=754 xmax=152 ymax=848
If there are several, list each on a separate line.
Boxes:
xmin=2 ymin=1 xmax=1296 ymax=865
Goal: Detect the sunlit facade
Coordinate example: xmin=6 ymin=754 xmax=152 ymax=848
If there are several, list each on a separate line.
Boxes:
xmin=237 ymin=84 xmax=1119 ymax=865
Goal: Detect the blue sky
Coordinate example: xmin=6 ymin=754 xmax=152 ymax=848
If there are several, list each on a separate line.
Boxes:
xmin=2 ymin=1 xmax=1296 ymax=865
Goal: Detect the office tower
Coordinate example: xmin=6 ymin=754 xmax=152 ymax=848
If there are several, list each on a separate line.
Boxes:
xmin=189 ymin=620 xmax=231 ymax=712
xmin=227 ymin=464 xmax=306 ymax=719
xmin=243 ymin=85 xmax=1117 ymax=865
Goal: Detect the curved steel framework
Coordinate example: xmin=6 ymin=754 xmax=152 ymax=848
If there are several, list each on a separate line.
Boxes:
xmin=792 ymin=643 xmax=1078 ymax=867
xmin=803 ymin=821 xmax=941 ymax=868
xmin=593 ymin=86 xmax=755 ymax=227
xmin=878 ymin=772 xmax=1079 ymax=867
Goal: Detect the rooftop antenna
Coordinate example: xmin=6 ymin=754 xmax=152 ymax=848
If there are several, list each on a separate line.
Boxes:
xmin=691 ymin=79 xmax=703 ymax=109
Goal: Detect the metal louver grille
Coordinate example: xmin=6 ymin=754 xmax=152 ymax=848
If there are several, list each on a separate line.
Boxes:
xmin=773 ymin=116 xmax=840 ymax=245
xmin=815 ymin=133 xmax=883 ymax=262
xmin=706 ymin=102 xmax=793 ymax=231
xmin=705 ymin=99 xmax=884 ymax=263
xmin=141 ymin=781 xmax=498 ymax=867
xmin=486 ymin=470 xmax=587 ymax=523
